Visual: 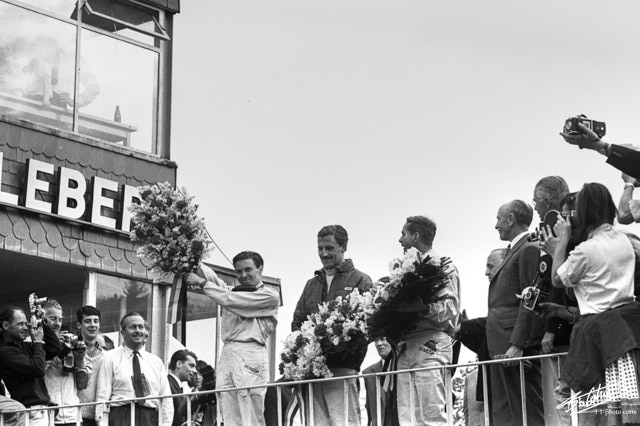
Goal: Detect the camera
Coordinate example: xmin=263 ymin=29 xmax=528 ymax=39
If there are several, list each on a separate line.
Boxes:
xmin=59 ymin=331 xmax=80 ymax=348
xmin=28 ymin=293 xmax=48 ymax=328
xmin=564 ymin=115 xmax=606 ymax=139
xmin=522 ymin=286 xmax=546 ymax=311
xmin=522 ymin=254 xmax=552 ymax=311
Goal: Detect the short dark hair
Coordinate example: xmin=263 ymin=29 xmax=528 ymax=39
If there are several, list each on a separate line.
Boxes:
xmin=169 ymin=349 xmax=198 ymax=370
xmin=317 ymin=225 xmax=348 ymax=247
xmin=506 ymin=200 xmax=534 ymax=227
xmin=77 ymin=306 xmax=101 ymax=323
xmin=120 ymin=312 xmax=144 ymax=330
xmin=405 ymin=216 xmax=436 ymax=246
xmin=575 ymin=183 xmax=616 ymax=238
xmin=232 ymin=251 xmax=264 ymax=269
xmin=0 ymin=306 xmax=22 ymax=327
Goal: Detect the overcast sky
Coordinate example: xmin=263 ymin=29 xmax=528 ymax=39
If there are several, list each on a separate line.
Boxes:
xmin=170 ymin=0 xmax=640 ymax=364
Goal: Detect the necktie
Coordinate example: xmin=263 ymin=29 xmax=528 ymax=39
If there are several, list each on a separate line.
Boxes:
xmin=132 ymin=350 xmax=146 ymax=397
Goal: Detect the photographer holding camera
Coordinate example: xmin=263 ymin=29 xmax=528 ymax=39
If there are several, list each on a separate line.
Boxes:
xmin=552 ymin=182 xmax=640 ymax=423
xmin=0 ymin=304 xmax=63 ymax=426
xmin=42 ymin=300 xmax=88 ymax=426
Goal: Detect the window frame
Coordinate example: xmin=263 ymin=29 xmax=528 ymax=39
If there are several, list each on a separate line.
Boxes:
xmin=0 ymin=0 xmax=170 ymax=156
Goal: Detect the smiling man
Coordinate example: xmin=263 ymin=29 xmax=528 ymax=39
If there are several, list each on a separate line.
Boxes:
xmin=75 ymin=306 xmax=108 ymax=426
xmin=95 ymin=312 xmax=173 ymax=426
xmin=0 ymin=305 xmax=63 ymax=426
xmin=42 ymin=300 xmax=88 ymax=426
xmin=184 ymin=251 xmax=279 ymax=426
xmin=291 ymin=225 xmax=373 ymax=426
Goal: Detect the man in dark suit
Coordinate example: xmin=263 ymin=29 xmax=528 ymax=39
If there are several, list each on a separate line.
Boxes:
xmin=168 ymin=349 xmax=198 ymax=426
xmin=487 ymin=200 xmax=545 ymax=425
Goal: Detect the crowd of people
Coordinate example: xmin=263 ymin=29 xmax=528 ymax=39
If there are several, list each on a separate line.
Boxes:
xmin=0 ymin=302 xmax=218 ymax=426
xmin=1 ymin=122 xmax=640 ymax=426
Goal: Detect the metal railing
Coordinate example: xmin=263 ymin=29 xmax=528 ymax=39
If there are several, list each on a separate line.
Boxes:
xmin=0 ymin=352 xmax=575 ymax=426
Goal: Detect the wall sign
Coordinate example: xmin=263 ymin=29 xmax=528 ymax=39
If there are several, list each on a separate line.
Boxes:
xmin=0 ymin=153 xmax=140 ymax=232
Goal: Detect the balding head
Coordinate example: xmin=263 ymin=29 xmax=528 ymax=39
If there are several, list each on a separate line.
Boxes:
xmin=495 ymin=200 xmax=533 ymax=242
xmin=485 ymin=248 xmax=507 ymax=281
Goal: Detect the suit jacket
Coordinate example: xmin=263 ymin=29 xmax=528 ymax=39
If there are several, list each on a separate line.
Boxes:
xmin=168 ymin=374 xmax=188 ymax=426
xmin=486 ymin=237 xmax=545 ymax=356
xmin=362 ymin=361 xmax=386 ymax=426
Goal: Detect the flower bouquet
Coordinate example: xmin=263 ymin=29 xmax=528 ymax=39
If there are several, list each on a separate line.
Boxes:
xmin=368 ymin=247 xmax=452 ymax=343
xmin=129 ymin=182 xmax=211 ymax=325
xmin=280 ymin=288 xmax=373 ymax=381
xmin=129 ymin=182 xmax=211 ymax=276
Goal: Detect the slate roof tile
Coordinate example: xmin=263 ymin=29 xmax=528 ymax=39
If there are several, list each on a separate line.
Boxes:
xmin=61 ymin=236 xmax=79 ymax=252
xmin=27 ymin=217 xmax=46 ymax=244
xmin=37 ymin=241 xmax=54 ymax=260
xmin=0 ymin=211 xmax=12 ymax=237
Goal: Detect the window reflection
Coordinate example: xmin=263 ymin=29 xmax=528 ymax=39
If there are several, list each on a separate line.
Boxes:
xmin=0 ymin=0 xmax=165 ymax=155
xmin=0 ymin=3 xmax=78 ymax=127
xmin=25 ymin=0 xmax=76 ymax=17
xmin=95 ymin=274 xmax=152 ymax=334
xmin=81 ymin=29 xmax=157 ymax=151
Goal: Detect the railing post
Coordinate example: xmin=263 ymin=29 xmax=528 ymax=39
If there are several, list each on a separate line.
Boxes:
xmin=409 ymin=371 xmax=416 ymax=426
xmin=375 ymin=372 xmax=382 ymax=426
xmin=482 ymin=364 xmax=490 ymax=426
xmin=186 ymin=394 xmax=191 ymax=426
xmin=343 ymin=378 xmax=348 ymax=424
xmin=308 ymin=382 xmax=315 ymax=426
xmin=276 ymin=385 xmax=283 ymax=426
xmin=130 ymin=400 xmax=136 ymax=425
xmin=444 ymin=365 xmax=453 ymax=425
xmin=519 ymin=359 xmax=527 ymax=426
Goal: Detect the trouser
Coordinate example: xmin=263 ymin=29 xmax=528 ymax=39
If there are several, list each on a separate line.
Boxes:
xmin=109 ymin=404 xmax=158 ymax=426
xmin=396 ymin=331 xmax=452 ymax=426
xmin=542 ymin=352 xmax=571 ymax=426
xmin=0 ymin=396 xmax=26 ymax=426
xmin=24 ymin=405 xmax=51 ymax=426
xmin=216 ymin=342 xmax=268 ymax=426
xmin=489 ymin=349 xmax=544 ymax=426
xmin=311 ymin=368 xmax=360 ymax=426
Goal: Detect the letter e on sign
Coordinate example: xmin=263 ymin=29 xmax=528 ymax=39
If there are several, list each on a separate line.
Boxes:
xmin=90 ymin=176 xmax=118 ymax=229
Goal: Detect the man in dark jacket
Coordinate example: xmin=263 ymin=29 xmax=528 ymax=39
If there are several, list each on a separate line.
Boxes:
xmin=0 ymin=305 xmax=63 ymax=426
xmin=292 ymin=224 xmax=373 ymax=426
xmin=168 ymin=349 xmax=198 ymax=426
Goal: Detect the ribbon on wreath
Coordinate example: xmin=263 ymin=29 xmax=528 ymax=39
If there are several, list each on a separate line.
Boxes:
xmin=382 ymin=346 xmax=400 ymax=393
xmin=285 ymin=384 xmax=308 ymax=426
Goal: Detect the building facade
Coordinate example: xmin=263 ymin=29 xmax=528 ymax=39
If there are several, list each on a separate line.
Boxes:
xmin=0 ymin=0 xmax=280 ymax=371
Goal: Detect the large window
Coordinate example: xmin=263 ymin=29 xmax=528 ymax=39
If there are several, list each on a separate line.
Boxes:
xmin=94 ymin=273 xmax=167 ymax=352
xmin=0 ymin=0 xmax=170 ymax=155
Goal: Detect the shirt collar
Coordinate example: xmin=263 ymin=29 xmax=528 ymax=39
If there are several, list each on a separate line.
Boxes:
xmin=123 ymin=345 xmax=145 ymax=358
xmin=511 ymin=230 xmax=530 ymax=246
xmin=169 ymin=372 xmax=182 ymax=384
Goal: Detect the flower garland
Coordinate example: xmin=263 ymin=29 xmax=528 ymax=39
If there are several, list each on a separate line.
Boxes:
xmin=129 ymin=182 xmax=211 ymax=276
xmin=368 ymin=248 xmax=453 ymax=343
xmin=280 ymin=288 xmax=373 ymax=381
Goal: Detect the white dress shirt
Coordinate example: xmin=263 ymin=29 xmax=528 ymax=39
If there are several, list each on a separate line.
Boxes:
xmin=95 ymin=345 xmax=173 ymax=426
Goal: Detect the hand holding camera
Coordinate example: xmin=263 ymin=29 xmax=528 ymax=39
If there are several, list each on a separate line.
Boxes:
xmin=28 ymin=293 xmax=47 ymax=328
xmin=553 ymin=214 xmax=573 ymax=244
xmin=560 ymin=115 xmax=609 ymax=154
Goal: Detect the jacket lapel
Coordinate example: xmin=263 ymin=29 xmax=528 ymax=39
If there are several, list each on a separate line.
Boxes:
xmin=490 ymin=236 xmax=528 ymax=283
